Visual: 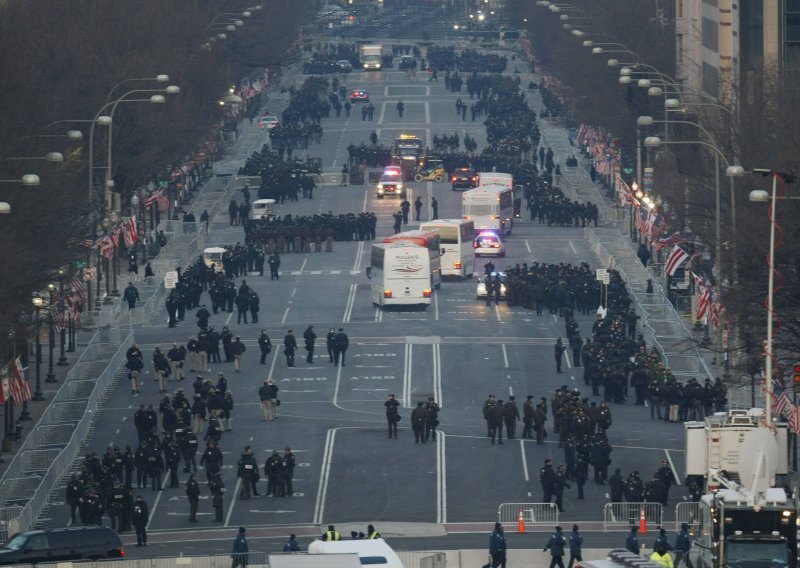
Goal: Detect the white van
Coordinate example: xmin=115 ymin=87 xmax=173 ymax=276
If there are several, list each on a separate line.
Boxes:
xmin=308 ymin=538 xmax=404 ymax=568
xmin=250 ymin=198 xmax=275 ymax=220
xmin=203 ymin=247 xmax=226 ymax=273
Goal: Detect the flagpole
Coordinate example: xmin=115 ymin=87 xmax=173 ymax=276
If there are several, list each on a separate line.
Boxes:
xmin=764 ymin=172 xmax=778 ymax=425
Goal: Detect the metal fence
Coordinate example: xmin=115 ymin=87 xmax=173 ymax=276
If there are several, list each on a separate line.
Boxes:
xmin=0 ymin=551 xmax=446 ymax=568
xmin=675 ymin=502 xmax=701 ymax=530
xmin=0 ymin=327 xmax=133 ymax=534
xmin=602 ymin=502 xmax=663 ymax=532
xmin=498 ymin=502 xmax=559 ymax=526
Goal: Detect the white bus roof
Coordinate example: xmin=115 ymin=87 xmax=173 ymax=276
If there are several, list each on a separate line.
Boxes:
xmin=307 ymin=539 xmax=404 ymax=568
xmin=268 ymin=554 xmax=361 ymax=568
xmin=374 ymin=242 xmax=426 ymax=250
xmin=252 ymin=199 xmax=276 ymax=205
xmin=203 ymin=247 xmax=227 ymax=254
xmin=464 ymin=184 xmax=511 ymax=193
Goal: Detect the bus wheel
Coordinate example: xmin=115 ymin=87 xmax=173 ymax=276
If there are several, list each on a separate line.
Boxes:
xmin=414 ymin=174 xmax=423 ymax=182
xmin=434 ymin=175 xmax=443 ymax=182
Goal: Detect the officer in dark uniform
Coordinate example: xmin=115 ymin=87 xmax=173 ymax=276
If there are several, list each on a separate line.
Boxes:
xmin=425 ymin=397 xmax=440 ymax=441
xmin=503 ymin=396 xmax=520 ymax=439
xmin=237 ymin=446 xmax=259 ymax=499
xmin=608 ymin=468 xmax=625 ymax=502
xmin=283 ymin=447 xmax=296 ymax=496
xmin=410 ymin=401 xmax=428 ymax=444
xmin=181 ymin=428 xmax=199 ymax=473
xmin=483 ymin=394 xmax=497 ymax=436
xmin=258 ymin=330 xmax=272 ymax=364
xmin=132 ymin=495 xmax=149 ymax=546
xmin=489 ymin=399 xmax=505 ymax=444
xmin=265 ymin=451 xmax=284 ymax=496
xmin=326 ymin=328 xmax=337 ymax=362
xmin=210 ymin=472 xmax=225 ymax=522
xmin=540 ymin=458 xmax=556 ymax=503
xmin=322 ymin=525 xmax=341 ymax=541
xmin=201 ymin=440 xmax=223 ymax=482
xmin=522 ymin=395 xmax=535 ymax=439
xmin=303 ymin=325 xmax=317 ymax=364
xmin=283 ymin=330 xmax=297 ymax=367
xmin=655 ymin=459 xmax=676 ymax=505
xmin=110 ymin=483 xmax=126 ymax=532
xmin=554 ymin=465 xmax=571 ymax=512
xmin=166 ymin=442 xmax=181 ymax=488
xmin=333 ymin=328 xmax=349 ymax=366
xmin=186 ymin=472 xmax=201 ymax=522
xmin=385 ymin=394 xmax=400 ymax=438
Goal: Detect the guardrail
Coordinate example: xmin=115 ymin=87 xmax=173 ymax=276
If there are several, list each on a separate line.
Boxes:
xmin=675 ymin=502 xmax=701 ymax=530
xmin=603 ymin=502 xmax=663 ymax=531
xmin=0 ymin=327 xmax=133 ymax=533
xmin=498 ymin=502 xmax=559 ymax=526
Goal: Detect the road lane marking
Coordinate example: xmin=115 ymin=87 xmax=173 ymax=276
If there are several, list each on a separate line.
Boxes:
xmin=224 ymin=478 xmax=241 ymax=526
xmin=501 ymin=344 xmax=509 ymax=368
xmin=434 ymin=287 xmax=439 ymax=321
xmin=569 ymin=240 xmax=578 ymax=256
xmin=525 ymin=240 xmax=532 ymax=253
xmin=313 ymin=429 xmax=336 ymax=524
xmin=664 ymin=449 xmax=681 ymax=486
xmin=146 ymin=472 xmax=171 ymax=524
xmin=281 ymin=307 xmax=290 ymax=324
xmin=299 ymin=258 xmax=308 ymax=272
xmin=403 ymin=343 xmax=412 ymax=408
xmin=342 ymin=283 xmax=357 ymax=323
xmin=351 ymin=240 xmax=365 ymax=274
xmin=433 ymin=343 xmax=443 ymax=406
xmin=437 ymin=431 xmax=447 ymax=523
xmin=520 ymin=439 xmax=530 ymax=481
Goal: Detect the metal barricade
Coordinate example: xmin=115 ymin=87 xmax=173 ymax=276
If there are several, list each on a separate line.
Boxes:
xmin=675 ymin=502 xmax=701 ymax=530
xmin=498 ymin=502 xmax=559 ymax=526
xmin=603 ymin=502 xmax=662 ymax=531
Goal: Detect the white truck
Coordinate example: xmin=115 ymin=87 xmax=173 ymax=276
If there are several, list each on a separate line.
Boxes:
xmin=360 ymin=44 xmax=383 ymax=70
xmin=685 ymin=410 xmax=797 ymax=568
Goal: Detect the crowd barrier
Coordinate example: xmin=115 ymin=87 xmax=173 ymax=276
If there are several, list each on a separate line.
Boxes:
xmin=497 ymin=502 xmax=559 ymax=526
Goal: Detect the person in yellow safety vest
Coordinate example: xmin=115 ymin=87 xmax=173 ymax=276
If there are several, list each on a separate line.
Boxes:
xmin=323 ymin=525 xmax=341 ymax=541
xmin=650 ymin=550 xmax=674 ymax=568
xmin=367 ymin=524 xmax=381 ymax=539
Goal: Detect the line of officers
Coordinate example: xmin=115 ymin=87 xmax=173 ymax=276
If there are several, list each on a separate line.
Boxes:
xmin=65 ymin=442 xmax=297 ymax=529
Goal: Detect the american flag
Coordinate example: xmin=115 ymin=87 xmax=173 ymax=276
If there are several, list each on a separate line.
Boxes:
xmin=99 ymin=236 xmax=116 ymax=260
xmin=156 ymin=191 xmax=170 ymax=211
xmin=9 ymin=357 xmax=32 ymax=405
xmin=122 ymin=216 xmax=138 ymax=247
xmin=665 ymin=245 xmax=689 ymax=276
xmin=0 ymin=365 xmax=9 ymax=403
xmin=69 ymin=271 xmax=85 ymax=306
xmin=788 ymin=405 xmax=800 ymax=433
xmin=636 ymin=208 xmax=650 ymax=235
xmin=654 ymin=232 xmax=687 ymax=252
xmin=648 ymin=215 xmax=668 ymax=240
xmin=692 ymin=272 xmax=712 ymax=319
xmin=772 ymin=390 xmax=790 ymax=417
xmin=710 ymin=302 xmax=724 ymax=329
xmin=50 ymin=292 xmax=67 ymax=332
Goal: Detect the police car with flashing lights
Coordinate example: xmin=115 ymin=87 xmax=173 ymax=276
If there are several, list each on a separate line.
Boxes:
xmin=376 ymin=169 xmax=404 ymax=198
xmin=473 ymin=230 xmax=505 ymax=257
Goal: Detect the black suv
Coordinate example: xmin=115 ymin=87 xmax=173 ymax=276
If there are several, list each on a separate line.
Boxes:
xmin=451 ymin=168 xmax=478 ymax=190
xmin=0 ymin=526 xmax=124 ymax=564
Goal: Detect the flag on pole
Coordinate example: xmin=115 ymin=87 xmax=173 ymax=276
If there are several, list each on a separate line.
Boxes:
xmin=11 ymin=356 xmax=32 ymax=404
xmin=665 ymin=246 xmax=689 ymax=276
xmin=788 ymin=405 xmax=800 ymax=433
xmin=0 ymin=365 xmax=10 ymax=403
xmin=772 ymin=391 xmax=790 ymax=417
xmin=654 ymin=232 xmax=687 ymax=252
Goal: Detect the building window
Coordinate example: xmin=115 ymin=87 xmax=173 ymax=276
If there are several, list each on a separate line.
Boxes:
xmin=702 ymin=17 xmax=719 ymax=52
xmin=702 ymin=62 xmax=720 ymax=97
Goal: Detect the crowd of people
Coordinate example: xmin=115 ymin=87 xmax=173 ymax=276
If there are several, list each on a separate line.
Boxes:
xmin=244 ymin=212 xmax=378 ymax=249
xmin=426 ymin=46 xmax=508 ymax=73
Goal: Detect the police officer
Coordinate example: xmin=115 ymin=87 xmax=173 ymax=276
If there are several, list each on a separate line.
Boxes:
xmin=503 ymin=396 xmax=520 ymax=439
xmin=366 ymin=524 xmax=381 ymax=539
xmin=544 ymin=526 xmax=567 ymax=568
xmin=210 ymin=472 xmax=226 ymax=522
xmin=674 ymin=523 xmax=694 ymax=568
xmin=186 ymin=472 xmax=201 ymax=523
xmin=489 ymin=399 xmax=505 ymax=445
xmin=201 ymin=440 xmax=223 ymax=482
xmin=265 ymin=451 xmax=284 ymax=496
xmin=132 ymin=495 xmax=149 ymax=547
xmin=303 ymin=325 xmax=317 ymax=364
xmin=626 ymin=527 xmax=640 ymax=555
xmin=333 ymin=328 xmax=349 ymax=366
xmin=540 ymin=458 xmax=556 ymax=503
xmin=385 ymin=394 xmax=400 ymax=439
xmin=425 ymin=397 xmax=440 ymax=441
xmin=258 ymin=330 xmax=272 ymax=364
xmin=283 ymin=330 xmax=297 ymax=367
xmin=326 ymin=328 xmax=337 ymax=363
xmin=483 ymin=394 xmax=497 ymax=437
xmin=238 ymin=446 xmax=259 ymax=499
xmin=283 ymin=447 xmax=296 ymax=496
xmin=522 ymin=395 xmax=535 ymax=439
xmin=410 ymin=401 xmax=428 ymax=444
xmin=66 ymin=474 xmax=83 ymax=524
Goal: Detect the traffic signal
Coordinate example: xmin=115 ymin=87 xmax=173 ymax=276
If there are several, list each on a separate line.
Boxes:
xmin=794 ymin=364 xmax=800 ymax=393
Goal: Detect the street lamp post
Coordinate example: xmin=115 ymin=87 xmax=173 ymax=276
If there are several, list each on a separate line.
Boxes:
xmin=45 ymin=283 xmax=57 ymax=383
xmin=31 ymin=296 xmax=45 ymax=401
xmin=748 ymin=170 xmax=796 ymax=427
xmin=57 ymin=269 xmax=68 ymax=366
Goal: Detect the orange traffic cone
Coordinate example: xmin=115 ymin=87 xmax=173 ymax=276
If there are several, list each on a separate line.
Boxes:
xmin=639 ymin=507 xmax=647 ymax=534
xmin=518 ymin=509 xmax=526 ymax=534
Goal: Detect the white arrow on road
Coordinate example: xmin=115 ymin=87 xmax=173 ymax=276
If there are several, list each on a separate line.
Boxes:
xmin=248 ymin=509 xmax=296 ymax=514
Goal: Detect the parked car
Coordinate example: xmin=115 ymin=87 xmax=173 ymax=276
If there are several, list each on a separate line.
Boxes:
xmin=350 ymin=89 xmax=369 ymax=103
xmin=257 ymin=114 xmax=280 ymax=129
xmin=0 ymin=526 xmax=124 ymax=565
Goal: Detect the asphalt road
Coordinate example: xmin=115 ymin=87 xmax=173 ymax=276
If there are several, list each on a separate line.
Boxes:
xmin=37 ymin=40 xmax=690 ymax=555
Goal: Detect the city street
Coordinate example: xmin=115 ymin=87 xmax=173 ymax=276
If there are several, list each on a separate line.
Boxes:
xmin=39 ymin=52 xmax=689 ymax=552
